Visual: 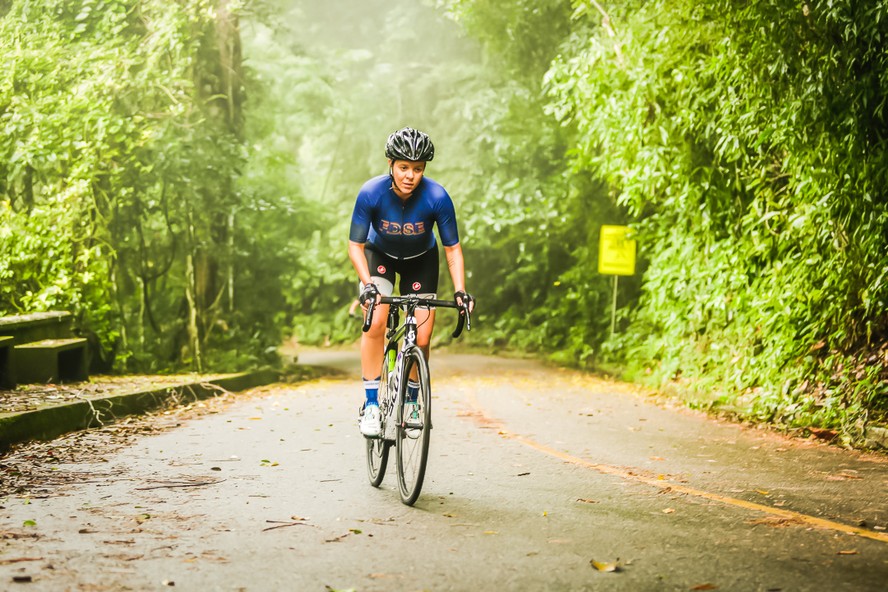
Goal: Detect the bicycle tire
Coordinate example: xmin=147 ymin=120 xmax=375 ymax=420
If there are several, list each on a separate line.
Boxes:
xmin=396 ymin=345 xmax=432 ymax=506
xmin=366 ymin=347 xmax=396 ymax=486
xmin=366 ymin=437 xmax=389 ymax=487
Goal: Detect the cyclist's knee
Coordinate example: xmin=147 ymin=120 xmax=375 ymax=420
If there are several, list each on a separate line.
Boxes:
xmin=364 ymin=324 xmax=384 ymax=340
xmin=363 ymin=313 xmax=386 ymax=338
xmin=416 ymin=334 xmax=432 ymax=351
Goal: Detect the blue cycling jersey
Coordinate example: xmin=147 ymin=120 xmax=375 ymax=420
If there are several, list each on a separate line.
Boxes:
xmin=349 ymin=174 xmax=460 ymax=259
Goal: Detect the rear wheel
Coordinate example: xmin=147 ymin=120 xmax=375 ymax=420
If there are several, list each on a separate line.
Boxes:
xmin=366 ymin=346 xmax=396 ymax=487
xmin=366 ymin=437 xmax=389 ymax=487
xmin=396 ymin=345 xmax=431 ymax=506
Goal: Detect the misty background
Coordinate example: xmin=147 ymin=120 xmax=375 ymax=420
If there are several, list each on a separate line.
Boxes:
xmin=1 ymin=0 xmax=886 ymax=443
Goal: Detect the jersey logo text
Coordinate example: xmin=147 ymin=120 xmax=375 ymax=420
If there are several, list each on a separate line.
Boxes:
xmin=380 ymin=220 xmax=425 ymax=236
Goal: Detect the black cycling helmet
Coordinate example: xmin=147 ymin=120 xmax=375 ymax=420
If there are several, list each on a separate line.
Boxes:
xmin=385 ymin=127 xmax=435 ymax=162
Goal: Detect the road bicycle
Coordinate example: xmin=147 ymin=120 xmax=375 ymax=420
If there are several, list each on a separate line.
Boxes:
xmin=361 ymin=295 xmax=471 ymax=505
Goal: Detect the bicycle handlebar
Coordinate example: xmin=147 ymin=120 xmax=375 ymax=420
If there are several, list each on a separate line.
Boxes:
xmin=361 ymin=296 xmax=472 ymax=338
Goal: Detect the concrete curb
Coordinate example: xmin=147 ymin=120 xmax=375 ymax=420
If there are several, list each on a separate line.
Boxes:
xmin=0 ymin=368 xmax=281 ymax=452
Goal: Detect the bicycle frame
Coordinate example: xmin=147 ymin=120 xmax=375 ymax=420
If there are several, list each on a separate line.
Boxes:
xmin=368 ymin=296 xmax=466 ymax=441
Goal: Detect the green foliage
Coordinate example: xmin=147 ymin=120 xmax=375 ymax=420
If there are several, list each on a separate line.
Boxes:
xmin=0 ymin=0 xmax=296 ymax=372
xmin=539 ymin=0 xmax=888 ymax=439
xmin=431 ymin=0 xmax=633 ymax=364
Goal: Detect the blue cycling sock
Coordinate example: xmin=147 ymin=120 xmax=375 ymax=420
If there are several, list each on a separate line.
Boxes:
xmin=407 ymin=380 xmax=420 ymax=403
xmin=363 ymin=377 xmax=380 ymax=407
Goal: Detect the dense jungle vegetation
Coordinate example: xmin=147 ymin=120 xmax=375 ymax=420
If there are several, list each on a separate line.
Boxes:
xmin=1 ymin=0 xmax=886 ymax=444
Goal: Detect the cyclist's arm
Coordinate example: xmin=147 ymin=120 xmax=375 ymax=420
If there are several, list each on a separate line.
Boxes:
xmin=443 ymin=243 xmax=474 ymax=312
xmin=348 ymin=241 xmax=373 ymax=286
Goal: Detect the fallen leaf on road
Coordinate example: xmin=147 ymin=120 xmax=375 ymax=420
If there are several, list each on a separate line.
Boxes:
xmin=135 ymin=513 xmax=151 ymax=524
xmin=483 ymin=530 xmax=498 ymax=535
xmin=577 ymin=498 xmax=598 ymax=504
xmin=649 ymin=456 xmax=665 ymax=461
xmin=590 ymin=559 xmax=620 ymax=572
xmin=22 ymin=520 xmax=36 ymax=527
xmin=747 ymin=516 xmax=802 ymax=528
xmin=755 ymin=489 xmax=769 ymax=495
xmin=826 ymin=471 xmax=862 ymax=481
xmin=690 ymin=584 xmax=718 ymax=591
xmin=808 ymin=427 xmax=838 ymax=441
xmin=837 ymin=550 xmax=858 ymax=555
xmin=662 ymin=508 xmax=675 ymax=514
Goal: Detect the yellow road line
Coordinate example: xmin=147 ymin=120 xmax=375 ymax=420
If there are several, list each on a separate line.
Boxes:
xmin=464 ymin=392 xmax=888 ymax=545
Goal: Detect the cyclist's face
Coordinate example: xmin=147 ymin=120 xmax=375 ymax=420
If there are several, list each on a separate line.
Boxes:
xmin=390 ymin=159 xmax=426 ymax=197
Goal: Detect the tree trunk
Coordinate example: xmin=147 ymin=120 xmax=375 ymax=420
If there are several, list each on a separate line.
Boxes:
xmin=185 ymin=250 xmax=203 ymax=373
xmin=184 ymin=0 xmax=244 ymax=369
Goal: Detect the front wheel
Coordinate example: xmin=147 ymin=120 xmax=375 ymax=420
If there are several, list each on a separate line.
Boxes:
xmin=396 ymin=345 xmax=432 ymax=506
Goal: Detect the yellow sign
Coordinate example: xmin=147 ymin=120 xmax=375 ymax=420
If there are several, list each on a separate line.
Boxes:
xmin=598 ymin=225 xmax=636 ymax=276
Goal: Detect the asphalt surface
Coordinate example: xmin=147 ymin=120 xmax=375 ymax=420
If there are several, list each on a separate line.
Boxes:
xmin=2 ymin=349 xmax=887 ymax=591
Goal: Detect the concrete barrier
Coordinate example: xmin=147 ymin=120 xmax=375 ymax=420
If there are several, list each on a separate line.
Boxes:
xmin=0 ymin=368 xmax=281 ymax=452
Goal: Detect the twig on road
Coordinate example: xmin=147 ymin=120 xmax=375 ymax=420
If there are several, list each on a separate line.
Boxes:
xmin=0 ymin=557 xmax=43 ymax=565
xmin=262 ymin=519 xmax=311 ymax=532
xmin=135 ymin=478 xmax=225 ymax=490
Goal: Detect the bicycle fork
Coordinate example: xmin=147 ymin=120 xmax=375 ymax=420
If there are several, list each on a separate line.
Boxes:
xmin=382 ymin=307 xmax=419 ymax=440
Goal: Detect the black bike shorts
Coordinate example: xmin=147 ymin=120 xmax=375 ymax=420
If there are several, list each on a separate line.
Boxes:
xmin=364 ymin=244 xmax=439 ymax=297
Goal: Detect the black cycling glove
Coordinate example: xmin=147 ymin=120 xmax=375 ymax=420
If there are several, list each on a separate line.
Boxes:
xmin=360 ymin=282 xmax=380 ymax=306
xmin=454 ymin=290 xmax=475 ymax=314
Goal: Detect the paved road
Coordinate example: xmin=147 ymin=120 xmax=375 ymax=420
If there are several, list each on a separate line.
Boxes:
xmin=2 ymin=350 xmax=887 ymax=591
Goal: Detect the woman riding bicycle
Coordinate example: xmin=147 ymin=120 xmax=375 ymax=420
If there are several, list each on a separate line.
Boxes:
xmin=348 ymin=127 xmax=474 ymax=437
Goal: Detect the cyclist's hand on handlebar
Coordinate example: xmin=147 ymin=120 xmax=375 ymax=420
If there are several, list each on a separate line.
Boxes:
xmin=360 ymin=282 xmax=380 ymax=308
xmin=454 ymin=290 xmax=475 ymax=315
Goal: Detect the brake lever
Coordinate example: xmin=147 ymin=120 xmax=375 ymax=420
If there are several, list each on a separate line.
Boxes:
xmin=451 ymin=304 xmax=472 ymax=338
xmin=362 ymin=299 xmax=376 ymax=333
xmin=451 ymin=312 xmax=465 ymax=339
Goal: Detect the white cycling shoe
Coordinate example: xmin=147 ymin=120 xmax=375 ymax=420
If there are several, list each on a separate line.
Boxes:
xmin=359 ymin=404 xmax=382 ymax=438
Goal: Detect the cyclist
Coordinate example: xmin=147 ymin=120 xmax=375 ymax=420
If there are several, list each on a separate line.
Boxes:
xmin=348 ymin=127 xmax=474 ymax=437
